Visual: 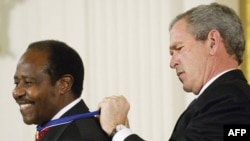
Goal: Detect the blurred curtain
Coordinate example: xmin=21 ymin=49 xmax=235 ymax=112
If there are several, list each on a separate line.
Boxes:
xmin=240 ymin=0 xmax=250 ymax=83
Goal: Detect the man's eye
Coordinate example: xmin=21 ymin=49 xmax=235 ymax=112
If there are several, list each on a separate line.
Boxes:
xmin=25 ymin=81 xmax=33 ymax=85
xmin=14 ymin=81 xmax=19 ymax=86
xmin=170 ymin=46 xmax=184 ymax=56
xmin=176 ymin=46 xmax=184 ymax=51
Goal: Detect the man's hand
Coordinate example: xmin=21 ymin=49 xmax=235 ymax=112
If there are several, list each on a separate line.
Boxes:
xmin=98 ymin=95 xmax=130 ymax=135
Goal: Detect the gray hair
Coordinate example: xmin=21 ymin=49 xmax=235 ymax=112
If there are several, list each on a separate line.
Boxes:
xmin=169 ymin=3 xmax=245 ymax=64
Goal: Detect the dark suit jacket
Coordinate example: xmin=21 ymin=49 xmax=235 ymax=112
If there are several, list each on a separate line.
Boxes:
xmin=40 ymin=100 xmax=109 ymax=141
xmin=124 ymin=70 xmax=250 ymax=141
xmin=169 ymin=69 xmax=250 ymax=141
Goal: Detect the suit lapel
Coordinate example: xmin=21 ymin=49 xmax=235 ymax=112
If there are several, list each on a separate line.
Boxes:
xmin=172 ymin=99 xmax=197 ymax=131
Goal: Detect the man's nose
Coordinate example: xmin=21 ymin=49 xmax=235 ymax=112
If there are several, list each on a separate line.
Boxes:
xmin=12 ymin=87 xmax=26 ymax=99
xmin=170 ymin=55 xmax=178 ymax=69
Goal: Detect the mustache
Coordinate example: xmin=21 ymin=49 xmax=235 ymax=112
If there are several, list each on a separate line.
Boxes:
xmin=15 ymin=96 xmax=34 ymax=105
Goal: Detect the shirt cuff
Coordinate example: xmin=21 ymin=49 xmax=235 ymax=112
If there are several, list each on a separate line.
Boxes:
xmin=112 ymin=128 xmax=133 ymax=141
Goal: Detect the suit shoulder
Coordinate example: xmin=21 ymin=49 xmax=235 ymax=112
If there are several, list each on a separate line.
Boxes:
xmin=205 ymin=79 xmax=250 ymax=101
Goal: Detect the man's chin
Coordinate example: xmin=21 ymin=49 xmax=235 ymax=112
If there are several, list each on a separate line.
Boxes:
xmin=22 ymin=117 xmax=36 ymax=125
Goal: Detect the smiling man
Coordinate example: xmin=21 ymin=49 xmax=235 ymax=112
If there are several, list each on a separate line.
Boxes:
xmin=13 ymin=40 xmax=109 ymax=141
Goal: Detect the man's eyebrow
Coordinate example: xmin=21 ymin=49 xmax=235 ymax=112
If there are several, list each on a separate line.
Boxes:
xmin=169 ymin=45 xmax=176 ymax=50
xmin=169 ymin=41 xmax=182 ymax=50
xmin=14 ymin=75 xmax=35 ymax=80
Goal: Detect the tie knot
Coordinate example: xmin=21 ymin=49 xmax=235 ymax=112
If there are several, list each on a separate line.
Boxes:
xmin=36 ymin=128 xmax=49 ymax=141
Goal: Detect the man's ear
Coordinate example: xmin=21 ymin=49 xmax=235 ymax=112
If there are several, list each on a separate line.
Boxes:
xmin=58 ymin=74 xmax=73 ymax=94
xmin=207 ymin=29 xmax=222 ymax=55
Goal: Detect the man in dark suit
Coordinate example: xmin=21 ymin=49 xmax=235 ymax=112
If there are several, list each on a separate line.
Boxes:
xmin=98 ymin=3 xmax=250 ymax=141
xmin=13 ymin=40 xmax=109 ymax=141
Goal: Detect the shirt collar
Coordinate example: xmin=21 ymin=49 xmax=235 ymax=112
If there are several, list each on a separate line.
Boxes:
xmin=51 ymin=98 xmax=82 ymax=120
xmin=197 ymin=69 xmax=237 ymax=97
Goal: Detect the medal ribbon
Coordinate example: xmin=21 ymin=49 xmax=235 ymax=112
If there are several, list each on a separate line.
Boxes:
xmin=37 ymin=110 xmax=100 ymax=132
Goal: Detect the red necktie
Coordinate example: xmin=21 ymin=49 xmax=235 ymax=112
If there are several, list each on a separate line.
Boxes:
xmin=36 ymin=128 xmax=49 ymax=141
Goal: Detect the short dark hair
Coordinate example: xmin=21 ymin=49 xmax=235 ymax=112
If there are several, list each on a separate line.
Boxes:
xmin=28 ymin=40 xmax=84 ymax=98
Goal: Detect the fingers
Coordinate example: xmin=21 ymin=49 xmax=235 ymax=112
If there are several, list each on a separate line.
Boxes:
xmin=98 ymin=95 xmax=129 ymax=108
xmin=98 ymin=95 xmax=130 ymax=135
xmin=98 ymin=95 xmax=130 ymax=117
